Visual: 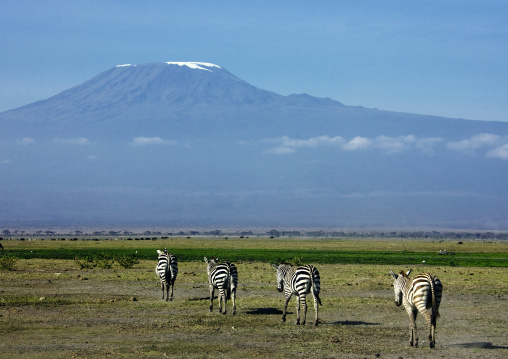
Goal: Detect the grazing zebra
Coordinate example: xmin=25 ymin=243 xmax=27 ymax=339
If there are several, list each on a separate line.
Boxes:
xmin=272 ymin=263 xmax=322 ymax=326
xmin=204 ymin=257 xmax=238 ymax=314
xmin=390 ymin=269 xmax=443 ymax=348
xmin=155 ymin=249 xmax=178 ymax=301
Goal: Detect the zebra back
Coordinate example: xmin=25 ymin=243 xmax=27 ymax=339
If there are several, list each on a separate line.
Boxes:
xmin=400 ymin=271 xmax=442 ymax=318
xmin=156 ymin=249 xmax=170 ymax=284
xmin=156 ymin=250 xmax=178 ymax=283
xmin=275 ymin=264 xmax=321 ymax=303
xmin=205 ymin=257 xmax=231 ymax=289
xmin=412 ymin=273 xmax=442 ymax=318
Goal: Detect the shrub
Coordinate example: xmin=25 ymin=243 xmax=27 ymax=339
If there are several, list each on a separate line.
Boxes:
xmin=0 ymin=255 xmax=18 ymax=270
xmin=115 ymin=255 xmax=139 ymax=269
xmin=74 ymin=256 xmax=96 ymax=269
xmin=291 ymin=256 xmax=304 ymax=266
xmin=95 ymin=253 xmax=114 ymax=269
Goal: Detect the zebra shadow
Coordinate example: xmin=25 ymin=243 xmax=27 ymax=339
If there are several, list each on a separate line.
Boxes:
xmin=187 ymin=296 xmax=212 ymax=301
xmin=326 ymin=320 xmax=379 ymax=326
xmin=450 ymin=342 xmax=508 ymax=350
xmin=245 ymin=307 xmax=284 ymax=315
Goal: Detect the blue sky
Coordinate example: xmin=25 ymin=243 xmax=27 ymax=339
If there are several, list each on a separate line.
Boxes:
xmin=1 ymin=0 xmax=507 ymax=122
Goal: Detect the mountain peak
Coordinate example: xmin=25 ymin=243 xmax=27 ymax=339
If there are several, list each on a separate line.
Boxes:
xmin=114 ymin=62 xmax=222 ymax=72
xmin=165 ymin=62 xmax=222 ymax=72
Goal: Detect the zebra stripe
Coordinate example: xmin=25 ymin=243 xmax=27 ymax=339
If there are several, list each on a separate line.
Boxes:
xmin=272 ymin=263 xmax=322 ymax=326
xmin=204 ymin=257 xmax=238 ymax=315
xmin=155 ymin=249 xmax=178 ymax=301
xmin=390 ymin=269 xmax=443 ymax=348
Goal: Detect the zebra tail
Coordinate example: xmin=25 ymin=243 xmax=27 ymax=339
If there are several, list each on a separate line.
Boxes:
xmin=430 ymin=275 xmax=440 ymax=319
xmin=226 ymin=276 xmax=232 ymax=300
xmin=310 ymin=266 xmax=323 ymax=306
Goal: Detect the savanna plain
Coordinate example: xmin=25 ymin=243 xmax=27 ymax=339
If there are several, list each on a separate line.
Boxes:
xmin=0 ymin=237 xmax=507 ymax=358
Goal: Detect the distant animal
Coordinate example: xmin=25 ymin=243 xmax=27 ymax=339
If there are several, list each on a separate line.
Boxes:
xmin=155 ymin=249 xmax=178 ymax=301
xmin=390 ymin=269 xmax=443 ymax=348
xmin=204 ymin=257 xmax=238 ymax=314
xmin=272 ymin=263 xmax=322 ymax=326
xmin=0 ymin=243 xmax=3 ymax=251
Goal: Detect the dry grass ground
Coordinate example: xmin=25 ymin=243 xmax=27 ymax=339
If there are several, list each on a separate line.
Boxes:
xmin=0 ymin=239 xmax=507 ymax=358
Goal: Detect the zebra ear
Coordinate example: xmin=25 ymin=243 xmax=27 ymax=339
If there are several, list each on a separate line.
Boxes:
xmin=204 ymin=257 xmax=208 ymax=263
xmin=272 ymin=263 xmax=279 ymax=270
xmin=389 ymin=269 xmax=398 ymax=279
xmin=157 ymin=250 xmax=163 ymax=255
xmin=406 ymin=269 xmax=412 ymax=276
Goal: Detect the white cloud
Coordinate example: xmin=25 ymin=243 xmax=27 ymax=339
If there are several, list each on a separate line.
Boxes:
xmin=414 ymin=137 xmax=443 ymax=153
xmin=342 ymin=136 xmax=372 ymax=151
xmin=132 ymin=137 xmax=176 ymax=146
xmin=53 ymin=137 xmax=89 ymax=145
xmin=17 ymin=137 xmax=34 ymax=146
xmin=264 ymin=135 xmax=344 ymax=154
xmin=487 ymin=144 xmax=508 ymax=160
xmin=447 ymin=133 xmax=501 ymax=152
xmin=373 ymin=135 xmax=443 ymax=153
xmin=261 ymin=133 xmax=508 ymax=158
xmin=374 ymin=135 xmax=414 ymax=152
xmin=281 ymin=135 xmax=345 ymax=149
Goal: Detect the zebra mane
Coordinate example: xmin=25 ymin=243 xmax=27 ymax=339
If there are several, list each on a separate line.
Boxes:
xmin=400 ymin=269 xmax=412 ymax=278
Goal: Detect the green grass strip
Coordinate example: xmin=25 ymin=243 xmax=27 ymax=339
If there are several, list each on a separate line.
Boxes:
xmin=4 ymin=248 xmax=507 ymax=267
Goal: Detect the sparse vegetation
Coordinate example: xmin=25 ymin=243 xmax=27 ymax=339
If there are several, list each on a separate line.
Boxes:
xmin=74 ymin=253 xmax=139 ymax=269
xmin=0 ymin=237 xmax=506 ymax=358
xmin=0 ymin=255 xmax=17 ymax=270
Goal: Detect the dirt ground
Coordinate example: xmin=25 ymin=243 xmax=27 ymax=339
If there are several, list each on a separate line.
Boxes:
xmin=0 ymin=260 xmax=507 ymax=358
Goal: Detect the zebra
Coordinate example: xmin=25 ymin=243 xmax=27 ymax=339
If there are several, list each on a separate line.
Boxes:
xmin=272 ymin=263 xmax=322 ymax=326
xmin=390 ymin=269 xmax=443 ymax=348
xmin=155 ymin=249 xmax=178 ymax=301
xmin=204 ymin=257 xmax=238 ymax=314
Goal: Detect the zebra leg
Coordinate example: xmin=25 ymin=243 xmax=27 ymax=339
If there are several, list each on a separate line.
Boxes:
xmin=169 ymin=282 xmax=174 ymax=301
xmin=209 ymin=287 xmax=214 ymax=312
xmin=429 ymin=314 xmax=437 ymax=348
xmin=295 ymin=296 xmax=302 ymax=325
xmin=165 ymin=284 xmax=170 ymax=302
xmin=282 ymin=295 xmax=291 ymax=322
xmin=231 ymin=288 xmax=237 ymax=315
xmin=313 ymin=294 xmax=319 ymax=326
xmin=420 ymin=309 xmax=436 ymax=349
xmin=222 ymin=292 xmax=227 ymax=315
xmin=412 ymin=308 xmax=419 ymax=348
xmin=300 ymin=295 xmax=308 ymax=325
xmin=161 ymin=283 xmax=165 ymax=300
xmin=406 ymin=306 xmax=417 ymax=347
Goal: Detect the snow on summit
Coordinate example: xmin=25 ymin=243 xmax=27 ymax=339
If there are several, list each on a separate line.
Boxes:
xmin=165 ymin=62 xmax=221 ymax=72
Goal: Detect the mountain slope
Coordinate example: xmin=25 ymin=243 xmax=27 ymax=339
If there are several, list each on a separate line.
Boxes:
xmin=1 ymin=62 xmax=508 ymax=229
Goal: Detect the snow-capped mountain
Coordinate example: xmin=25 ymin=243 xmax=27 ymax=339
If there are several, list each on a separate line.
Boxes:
xmin=1 ymin=62 xmax=508 ymax=229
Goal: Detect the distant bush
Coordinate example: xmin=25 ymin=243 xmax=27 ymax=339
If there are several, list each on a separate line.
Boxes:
xmin=74 ymin=256 xmax=96 ymax=269
xmin=0 ymin=256 xmax=18 ymax=271
xmin=115 ymin=255 xmax=139 ymax=269
xmin=95 ymin=253 xmax=114 ymax=269
xmin=75 ymin=253 xmax=138 ymax=269
xmin=291 ymin=256 xmax=304 ymax=266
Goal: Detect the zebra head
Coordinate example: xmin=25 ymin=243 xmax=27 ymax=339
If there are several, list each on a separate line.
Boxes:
xmin=204 ymin=256 xmax=218 ymax=274
xmin=272 ymin=264 xmax=289 ymax=292
xmin=390 ymin=269 xmax=411 ymax=306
